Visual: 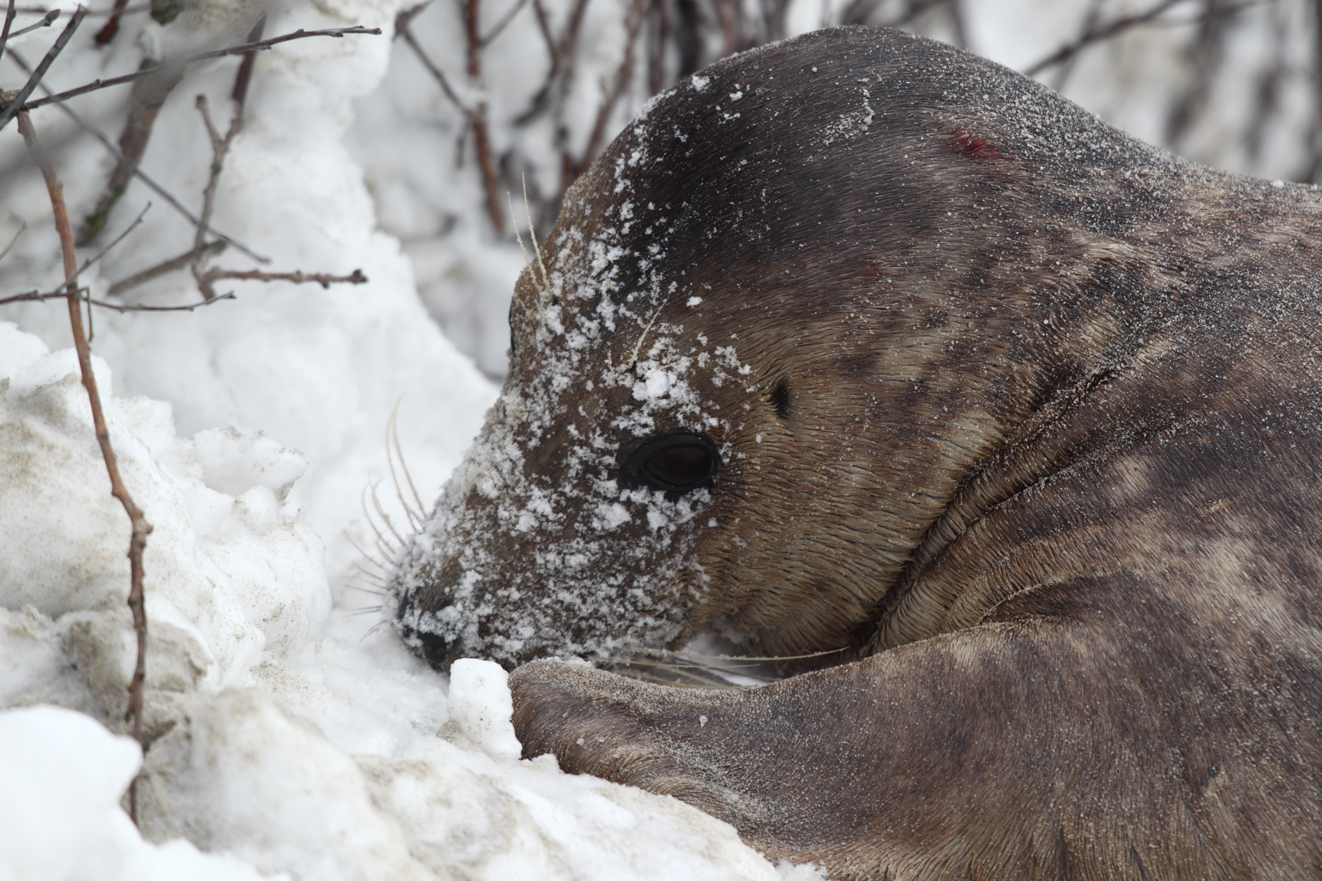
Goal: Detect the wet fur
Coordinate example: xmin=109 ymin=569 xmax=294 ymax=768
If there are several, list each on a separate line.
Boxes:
xmin=395 ymin=27 xmax=1322 ymax=879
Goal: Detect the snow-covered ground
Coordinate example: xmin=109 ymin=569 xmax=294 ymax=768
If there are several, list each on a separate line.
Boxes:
xmin=0 ymin=0 xmax=1310 ymax=877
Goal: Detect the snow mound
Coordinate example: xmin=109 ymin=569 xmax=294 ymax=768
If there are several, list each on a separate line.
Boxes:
xmin=0 ymin=320 xmax=816 ymax=880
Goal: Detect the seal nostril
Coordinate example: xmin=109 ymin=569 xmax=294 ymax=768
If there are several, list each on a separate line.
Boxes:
xmin=411 ymin=627 xmax=460 ymax=671
xmin=394 ymin=589 xmax=463 ymax=672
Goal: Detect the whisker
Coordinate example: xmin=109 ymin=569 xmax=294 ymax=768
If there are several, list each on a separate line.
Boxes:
xmin=369 ymin=479 xmax=409 ymax=549
xmin=387 ymin=400 xmax=428 ymax=520
xmin=385 ymin=404 xmax=423 ymax=531
xmin=628 ymin=645 xmax=850 ymax=663
xmin=523 ymin=174 xmax=551 ymax=295
xmin=590 ymin=654 xmax=772 ymax=688
xmin=358 ymin=620 xmax=390 ymax=645
xmin=345 ymin=531 xmax=390 ymax=571
xmin=344 ymin=577 xmax=386 ymax=597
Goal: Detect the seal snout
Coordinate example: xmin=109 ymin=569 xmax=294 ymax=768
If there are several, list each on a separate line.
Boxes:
xmin=392 ymin=572 xmax=468 ymax=672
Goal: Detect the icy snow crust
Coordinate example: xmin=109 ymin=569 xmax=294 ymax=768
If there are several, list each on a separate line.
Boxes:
xmin=0 ymin=2 xmax=819 ymax=878
xmin=389 ymin=80 xmax=758 ymax=666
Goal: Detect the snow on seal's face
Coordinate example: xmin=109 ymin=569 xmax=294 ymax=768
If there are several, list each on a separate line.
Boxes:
xmin=387 ymin=103 xmax=755 ymax=669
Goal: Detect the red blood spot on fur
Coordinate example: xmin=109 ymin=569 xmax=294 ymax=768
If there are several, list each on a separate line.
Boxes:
xmin=948 ymin=129 xmax=1001 ymax=160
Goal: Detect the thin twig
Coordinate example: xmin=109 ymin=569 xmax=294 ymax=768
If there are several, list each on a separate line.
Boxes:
xmin=16 ymin=25 xmax=383 ymax=113
xmin=0 ymin=286 xmax=238 ymax=310
xmin=44 ymin=202 xmax=153 ymax=292
xmin=190 ymin=94 xmax=243 ymax=297
xmin=200 ymin=267 xmax=367 ymax=288
xmin=580 ymin=0 xmax=646 ymax=166
xmin=107 ymin=242 xmax=222 ymax=294
xmin=3 ymin=7 xmax=58 ymax=43
xmin=15 ymin=108 xmax=152 ymax=828
xmin=229 ymin=14 xmax=265 ymax=108
xmin=0 ymin=0 xmax=17 ymax=64
xmin=0 ymin=5 xmax=84 ymax=133
xmin=463 ymin=0 xmax=504 ymax=232
xmin=397 ymin=23 xmax=468 ymax=111
xmin=1024 ymin=0 xmax=1187 ymax=76
xmin=391 ymin=0 xmax=431 ymax=37
xmin=94 ymin=0 xmax=129 ymax=42
xmin=6 ymin=49 xmax=269 ymax=262
xmin=0 ymin=220 xmax=25 ymax=264
xmin=478 ymin=0 xmax=529 ymax=47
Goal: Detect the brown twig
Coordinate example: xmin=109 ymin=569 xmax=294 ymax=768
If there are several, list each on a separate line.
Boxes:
xmin=80 ymin=61 xmax=185 ymax=242
xmin=0 ymin=0 xmax=18 ymax=62
xmin=573 ymin=0 xmax=648 ymax=176
xmin=465 ymin=0 xmax=504 ymax=232
xmin=397 ymin=22 xmax=469 ymax=112
xmin=108 ymin=241 xmax=223 ymax=295
xmin=2 ymin=7 xmax=58 ymax=46
xmin=0 ymin=286 xmax=237 ymax=310
xmin=1024 ymin=0 xmax=1187 ymax=75
xmin=396 ymin=5 xmax=502 ymax=232
xmin=230 ymin=14 xmax=266 ymax=107
xmin=15 ymin=108 xmax=153 ymax=827
xmin=190 ymin=94 xmax=243 ymax=298
xmin=94 ymin=0 xmax=128 ymax=42
xmin=479 ymin=0 xmax=529 ymax=46
xmin=17 ymin=25 xmax=383 ymax=114
xmin=0 ymin=5 xmax=84 ymax=133
xmin=0 ymin=220 xmax=25 ymax=263
xmin=200 ymin=267 xmax=367 ymax=288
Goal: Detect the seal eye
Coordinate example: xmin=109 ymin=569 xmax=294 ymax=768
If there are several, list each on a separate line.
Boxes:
xmin=621 ymin=430 xmax=721 ymax=494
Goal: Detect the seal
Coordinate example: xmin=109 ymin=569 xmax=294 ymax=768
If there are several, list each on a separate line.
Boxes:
xmin=387 ymin=26 xmax=1322 ymax=879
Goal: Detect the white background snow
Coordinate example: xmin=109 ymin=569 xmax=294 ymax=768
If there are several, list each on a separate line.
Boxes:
xmin=0 ymin=0 xmax=1311 ymax=878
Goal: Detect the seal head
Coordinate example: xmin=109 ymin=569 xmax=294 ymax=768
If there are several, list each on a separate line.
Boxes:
xmin=386 ymin=27 xmax=1239 ymax=672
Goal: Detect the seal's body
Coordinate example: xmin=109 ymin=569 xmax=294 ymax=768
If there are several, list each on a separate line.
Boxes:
xmin=388 ymin=27 xmax=1322 ymax=879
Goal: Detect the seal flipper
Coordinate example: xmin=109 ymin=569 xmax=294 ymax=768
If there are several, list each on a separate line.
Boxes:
xmin=510 ymin=574 xmax=1322 ymax=880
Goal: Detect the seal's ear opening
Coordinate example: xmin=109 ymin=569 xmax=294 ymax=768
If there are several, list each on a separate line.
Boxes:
xmin=619 ymin=429 xmax=721 ymax=494
xmin=771 ymin=379 xmax=790 ymax=420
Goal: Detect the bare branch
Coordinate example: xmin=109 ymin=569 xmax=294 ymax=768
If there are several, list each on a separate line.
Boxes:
xmin=391 ymin=0 xmax=431 ymax=37
xmin=201 ymin=266 xmax=368 ymax=288
xmin=16 ymin=25 xmax=383 ymax=114
xmin=0 ymin=220 xmax=25 ymax=264
xmin=464 ymin=0 xmax=505 ymax=232
xmin=107 ymin=241 xmax=223 ymax=294
xmin=229 ymin=14 xmax=265 ymax=109
xmin=4 ymin=7 xmax=58 ymax=44
xmin=6 ymin=203 xmax=157 ymax=301
xmin=6 ymin=49 xmax=270 ymax=262
xmin=0 ymin=0 xmax=20 ymax=64
xmin=94 ymin=0 xmax=131 ymax=42
xmin=0 ymin=6 xmax=84 ymax=133
xmin=15 ymin=107 xmax=153 ymax=828
xmin=479 ymin=0 xmax=530 ymax=47
xmin=397 ymin=23 xmax=469 ymax=112
xmin=0 ymin=286 xmax=237 ymax=310
xmin=575 ymin=0 xmax=647 ymax=173
xmin=1024 ymin=0 xmax=1186 ymax=76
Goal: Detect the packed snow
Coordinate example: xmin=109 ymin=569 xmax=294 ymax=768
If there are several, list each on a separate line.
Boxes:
xmin=0 ymin=0 xmax=1309 ymax=876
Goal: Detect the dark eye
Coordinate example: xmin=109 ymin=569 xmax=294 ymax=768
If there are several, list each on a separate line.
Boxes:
xmin=620 ymin=430 xmax=721 ymax=493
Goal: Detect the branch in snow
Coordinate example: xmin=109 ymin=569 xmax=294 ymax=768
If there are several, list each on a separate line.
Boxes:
xmin=14 ymin=24 xmax=384 ymax=114
xmin=14 ymin=107 xmax=153 ymax=828
xmin=5 ymin=48 xmax=270 ymax=261
xmin=0 ymin=5 xmax=84 ymax=133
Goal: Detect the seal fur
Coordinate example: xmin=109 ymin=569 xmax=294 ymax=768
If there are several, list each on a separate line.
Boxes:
xmin=388 ymin=26 xmax=1322 ymax=879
